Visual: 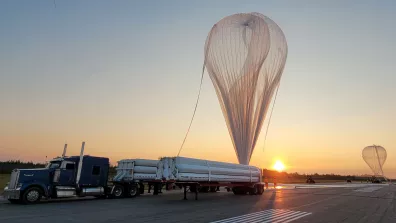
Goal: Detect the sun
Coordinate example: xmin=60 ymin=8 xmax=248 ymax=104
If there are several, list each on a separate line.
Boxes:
xmin=273 ymin=160 xmax=285 ymax=172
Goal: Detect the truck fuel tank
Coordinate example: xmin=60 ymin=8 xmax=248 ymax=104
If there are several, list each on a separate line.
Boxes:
xmin=80 ymin=187 xmax=105 ymax=196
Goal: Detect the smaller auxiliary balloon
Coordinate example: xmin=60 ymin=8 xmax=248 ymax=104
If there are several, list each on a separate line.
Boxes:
xmin=362 ymin=145 xmax=387 ymax=177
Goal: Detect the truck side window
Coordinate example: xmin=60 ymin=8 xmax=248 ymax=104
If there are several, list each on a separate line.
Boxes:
xmin=92 ymin=166 xmax=101 ymax=175
xmin=66 ymin=163 xmax=75 ymax=170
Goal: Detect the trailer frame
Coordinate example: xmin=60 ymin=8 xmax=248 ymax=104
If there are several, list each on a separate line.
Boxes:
xmin=175 ymin=181 xmax=265 ymax=200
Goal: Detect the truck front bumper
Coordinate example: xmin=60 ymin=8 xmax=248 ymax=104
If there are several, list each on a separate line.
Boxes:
xmin=3 ymin=187 xmax=21 ymax=200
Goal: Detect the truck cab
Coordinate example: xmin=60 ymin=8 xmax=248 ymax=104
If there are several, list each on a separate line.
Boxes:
xmin=3 ymin=155 xmax=110 ymax=204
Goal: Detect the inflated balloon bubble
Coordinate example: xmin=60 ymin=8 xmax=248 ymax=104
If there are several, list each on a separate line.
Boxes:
xmin=362 ymin=145 xmax=387 ymax=177
xmin=204 ymin=12 xmax=288 ymax=165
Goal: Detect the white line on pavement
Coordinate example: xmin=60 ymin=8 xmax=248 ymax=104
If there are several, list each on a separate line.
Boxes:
xmin=210 ymin=209 xmax=312 ymax=223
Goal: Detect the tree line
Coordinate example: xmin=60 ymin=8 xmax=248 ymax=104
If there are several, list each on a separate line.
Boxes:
xmin=0 ymin=160 xmax=46 ymax=174
xmin=262 ymin=169 xmax=379 ymax=181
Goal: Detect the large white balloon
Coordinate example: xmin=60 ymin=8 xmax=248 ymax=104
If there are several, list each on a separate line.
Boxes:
xmin=362 ymin=145 xmax=387 ymax=177
xmin=204 ymin=12 xmax=288 ymax=164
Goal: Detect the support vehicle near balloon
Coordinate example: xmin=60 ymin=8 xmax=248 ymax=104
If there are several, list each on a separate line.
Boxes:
xmin=3 ymin=142 xmax=265 ymax=204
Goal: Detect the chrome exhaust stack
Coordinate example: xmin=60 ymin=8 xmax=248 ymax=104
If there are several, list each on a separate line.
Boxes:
xmin=61 ymin=143 xmax=68 ymax=158
xmin=75 ymin=142 xmax=85 ymax=187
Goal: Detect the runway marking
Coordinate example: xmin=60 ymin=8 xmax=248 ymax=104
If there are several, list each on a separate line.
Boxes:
xmin=210 ymin=209 xmax=312 ymax=223
xmin=354 ymin=186 xmax=383 ymax=192
xmin=293 ymin=184 xmax=368 ymax=189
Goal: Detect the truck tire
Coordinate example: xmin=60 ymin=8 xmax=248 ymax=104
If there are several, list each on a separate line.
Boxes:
xmin=21 ymin=187 xmax=42 ymax=204
xmin=128 ymin=185 xmax=138 ymax=198
xmin=112 ymin=185 xmax=124 ymax=198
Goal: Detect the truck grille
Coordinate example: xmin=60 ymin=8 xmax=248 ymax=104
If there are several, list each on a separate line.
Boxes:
xmin=8 ymin=170 xmax=20 ymax=189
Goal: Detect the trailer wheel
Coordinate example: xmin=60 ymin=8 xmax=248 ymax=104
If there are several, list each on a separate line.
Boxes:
xmin=232 ymin=187 xmax=246 ymax=195
xmin=257 ymin=185 xmax=264 ymax=195
xmin=250 ymin=186 xmax=258 ymax=195
xmin=210 ymin=186 xmax=217 ymax=192
xmin=128 ymin=185 xmax=138 ymax=197
xmin=112 ymin=185 xmax=124 ymax=198
xmin=21 ymin=187 xmax=42 ymax=204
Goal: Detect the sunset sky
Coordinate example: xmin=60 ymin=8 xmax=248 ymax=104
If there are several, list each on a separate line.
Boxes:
xmin=0 ymin=1 xmax=395 ymax=177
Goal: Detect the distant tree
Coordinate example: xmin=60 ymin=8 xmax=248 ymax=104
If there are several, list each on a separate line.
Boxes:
xmin=0 ymin=160 xmax=45 ymax=174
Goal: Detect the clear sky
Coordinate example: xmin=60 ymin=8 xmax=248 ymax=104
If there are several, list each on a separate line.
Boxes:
xmin=1 ymin=0 xmax=395 ymax=177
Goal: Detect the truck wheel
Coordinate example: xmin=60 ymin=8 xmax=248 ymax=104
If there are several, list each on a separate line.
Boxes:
xmin=128 ymin=185 xmax=138 ymax=197
xmin=112 ymin=185 xmax=124 ymax=198
xmin=22 ymin=187 xmax=42 ymax=204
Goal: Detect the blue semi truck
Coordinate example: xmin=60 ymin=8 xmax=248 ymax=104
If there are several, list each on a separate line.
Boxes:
xmin=3 ymin=142 xmax=265 ymax=204
xmin=2 ymin=142 xmax=158 ymax=204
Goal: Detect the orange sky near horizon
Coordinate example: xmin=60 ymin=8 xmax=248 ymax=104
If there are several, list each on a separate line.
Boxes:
xmin=1 ymin=120 xmax=394 ymax=177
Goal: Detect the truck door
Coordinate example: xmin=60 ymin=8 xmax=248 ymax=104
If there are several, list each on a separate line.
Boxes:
xmin=58 ymin=161 xmax=76 ymax=186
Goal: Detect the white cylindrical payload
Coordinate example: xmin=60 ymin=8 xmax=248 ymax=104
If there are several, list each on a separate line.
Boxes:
xmin=174 ymin=157 xmax=252 ymax=170
xmin=176 ymin=164 xmax=260 ymax=176
xmin=133 ymin=173 xmax=157 ymax=180
xmin=177 ymin=173 xmax=260 ymax=182
xmin=133 ymin=166 xmax=157 ymax=174
xmin=114 ymin=158 xmax=161 ymax=181
xmin=160 ymin=156 xmax=261 ymax=183
xmin=133 ymin=159 xmax=159 ymax=167
xmin=162 ymin=158 xmax=170 ymax=180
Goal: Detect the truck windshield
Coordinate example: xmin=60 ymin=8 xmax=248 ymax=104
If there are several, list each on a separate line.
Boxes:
xmin=46 ymin=161 xmax=61 ymax=169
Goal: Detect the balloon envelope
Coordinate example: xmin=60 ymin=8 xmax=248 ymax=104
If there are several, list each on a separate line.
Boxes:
xmin=204 ymin=12 xmax=287 ymax=164
xmin=362 ymin=145 xmax=387 ymax=176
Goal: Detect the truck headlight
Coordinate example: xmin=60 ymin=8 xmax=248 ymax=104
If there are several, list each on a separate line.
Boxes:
xmin=16 ymin=183 xmax=23 ymax=188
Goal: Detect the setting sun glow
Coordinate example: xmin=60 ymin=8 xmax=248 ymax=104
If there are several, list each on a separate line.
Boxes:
xmin=273 ymin=160 xmax=285 ymax=172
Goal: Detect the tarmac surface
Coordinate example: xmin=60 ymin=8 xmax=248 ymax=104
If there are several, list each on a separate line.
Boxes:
xmin=1 ymin=183 xmax=395 ymax=223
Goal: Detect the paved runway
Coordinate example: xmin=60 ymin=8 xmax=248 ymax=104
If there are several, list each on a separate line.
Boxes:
xmin=1 ymin=183 xmax=395 ymax=223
